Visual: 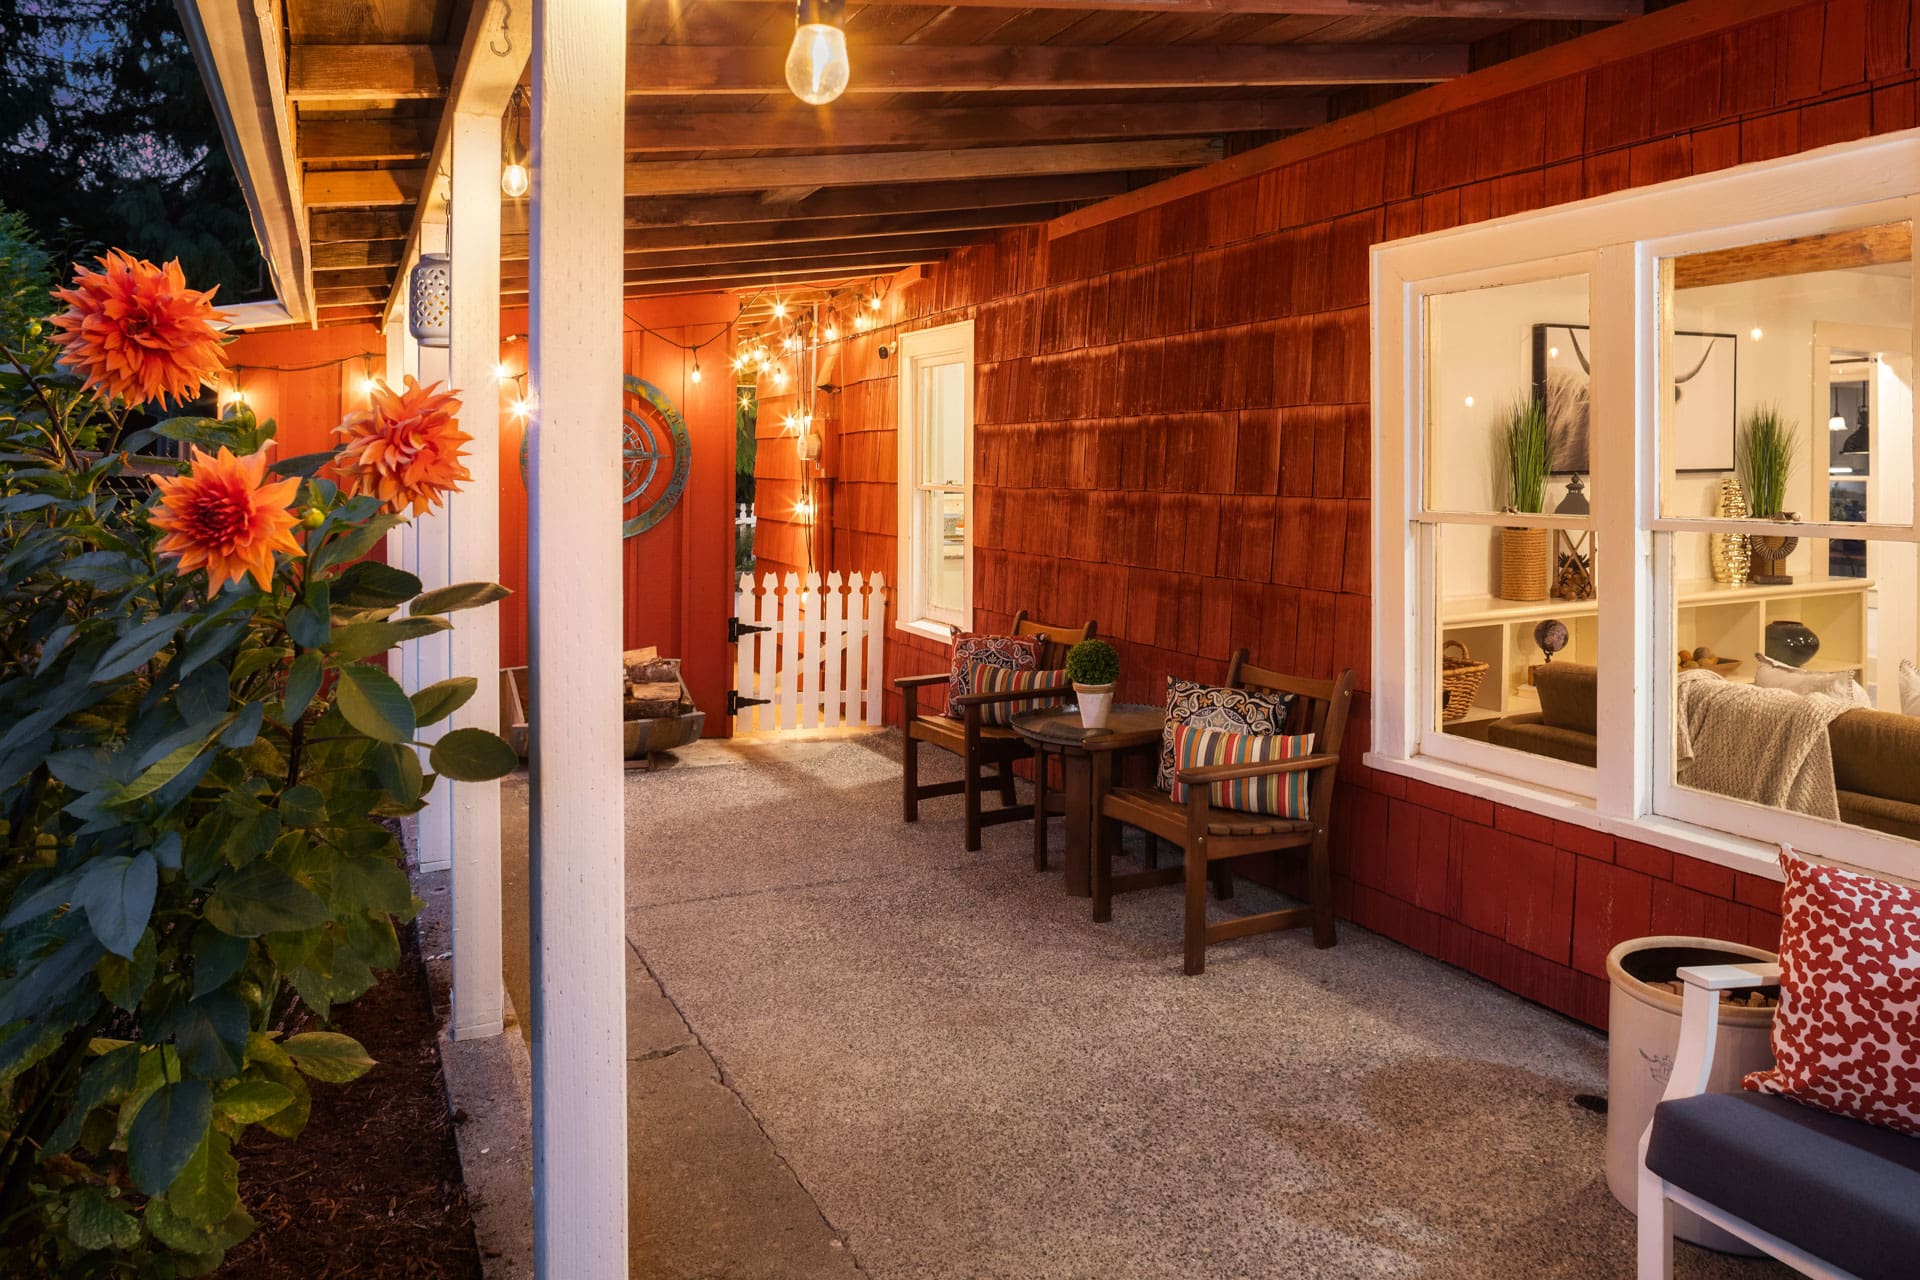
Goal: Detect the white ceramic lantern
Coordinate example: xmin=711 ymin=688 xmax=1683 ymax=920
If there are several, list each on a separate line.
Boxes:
xmin=409 ymin=252 xmax=451 ymax=349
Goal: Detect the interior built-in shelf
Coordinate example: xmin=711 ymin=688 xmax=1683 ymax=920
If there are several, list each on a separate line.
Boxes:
xmin=1439 ymin=576 xmax=1872 ymax=721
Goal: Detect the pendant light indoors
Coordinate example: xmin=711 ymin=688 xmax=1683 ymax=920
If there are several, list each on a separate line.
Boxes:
xmin=785 ymin=0 xmax=850 ymax=105
xmin=500 ymin=85 xmax=530 ymax=198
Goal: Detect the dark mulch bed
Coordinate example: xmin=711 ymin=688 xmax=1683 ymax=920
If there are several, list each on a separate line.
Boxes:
xmin=216 ymin=927 xmax=484 ymax=1280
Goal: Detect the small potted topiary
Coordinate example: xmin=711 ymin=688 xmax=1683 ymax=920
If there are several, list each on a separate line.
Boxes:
xmin=1066 ymin=638 xmax=1120 ymax=729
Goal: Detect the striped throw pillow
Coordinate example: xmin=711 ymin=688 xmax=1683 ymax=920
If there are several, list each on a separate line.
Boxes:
xmin=1168 ymin=723 xmax=1316 ymax=818
xmin=968 ymin=664 xmax=1067 ymax=725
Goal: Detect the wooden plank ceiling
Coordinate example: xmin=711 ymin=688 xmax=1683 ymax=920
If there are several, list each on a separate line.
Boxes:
xmin=288 ymin=0 xmax=1644 ymax=327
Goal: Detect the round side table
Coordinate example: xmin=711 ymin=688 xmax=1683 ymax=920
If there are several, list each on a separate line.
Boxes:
xmin=1010 ymin=704 xmax=1163 ymax=896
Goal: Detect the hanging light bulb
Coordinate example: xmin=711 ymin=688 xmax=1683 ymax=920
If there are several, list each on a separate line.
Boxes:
xmin=772 ymin=365 xmax=789 ymax=388
xmin=785 ymin=0 xmax=850 ymax=106
xmin=853 ymin=313 xmax=870 ymax=332
xmin=690 ymin=354 xmax=703 ymax=384
xmin=772 ymin=300 xmax=788 ymax=319
xmin=493 ymin=362 xmax=512 ymax=383
xmin=500 ymin=86 xmax=530 ymax=198
xmin=868 ymin=292 xmax=883 ymax=311
xmin=823 ymin=321 xmax=839 ymax=342
xmin=782 ymin=332 xmax=800 ymax=352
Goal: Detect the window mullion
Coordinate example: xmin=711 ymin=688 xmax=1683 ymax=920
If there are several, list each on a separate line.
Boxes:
xmin=1593 ymin=243 xmax=1647 ymax=821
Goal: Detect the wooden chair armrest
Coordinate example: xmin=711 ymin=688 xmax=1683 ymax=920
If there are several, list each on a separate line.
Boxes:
xmin=894 ymin=672 xmax=951 ymax=690
xmin=951 ymin=683 xmax=1072 ymax=707
xmin=1663 ymin=963 xmax=1781 ymax=1103
xmin=1175 ymin=753 xmax=1340 ymax=786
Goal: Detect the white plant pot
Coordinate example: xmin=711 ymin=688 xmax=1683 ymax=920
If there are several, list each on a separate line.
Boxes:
xmin=1074 ymin=683 xmax=1114 ymax=729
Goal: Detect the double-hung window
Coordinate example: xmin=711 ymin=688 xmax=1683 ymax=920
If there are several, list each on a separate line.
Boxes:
xmin=1373 ymin=130 xmax=1920 ymax=881
xmin=896 ymin=320 xmax=974 ymax=640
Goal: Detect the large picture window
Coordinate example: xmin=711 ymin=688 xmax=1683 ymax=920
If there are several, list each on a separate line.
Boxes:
xmin=1373 ymin=132 xmax=1920 ymax=881
xmin=896 ymin=320 xmax=973 ymax=640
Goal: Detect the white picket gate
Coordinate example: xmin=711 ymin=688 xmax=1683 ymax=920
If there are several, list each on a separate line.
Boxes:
xmin=733 ymin=571 xmax=886 ymax=734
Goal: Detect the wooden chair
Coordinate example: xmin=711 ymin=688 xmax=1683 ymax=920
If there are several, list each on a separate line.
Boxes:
xmin=1094 ymin=651 xmax=1354 ymax=975
xmin=896 ymin=611 xmax=1096 ymax=852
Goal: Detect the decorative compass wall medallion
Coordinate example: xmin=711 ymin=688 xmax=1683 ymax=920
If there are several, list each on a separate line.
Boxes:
xmin=519 ymin=375 xmax=692 ymax=539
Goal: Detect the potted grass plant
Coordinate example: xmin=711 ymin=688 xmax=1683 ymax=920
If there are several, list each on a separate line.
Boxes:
xmin=1066 ymin=638 xmax=1120 ymax=729
xmin=1739 ymin=405 xmax=1800 ymax=584
xmin=1495 ymin=395 xmax=1553 ymax=601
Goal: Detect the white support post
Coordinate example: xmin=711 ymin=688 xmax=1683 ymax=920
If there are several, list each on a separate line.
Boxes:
xmin=437 ymin=110 xmax=505 ymax=1040
xmin=411 ymin=217 xmax=454 ymax=873
xmin=381 ymin=294 xmax=414 ymax=584
xmin=528 ymin=1 xmax=628 ymax=1274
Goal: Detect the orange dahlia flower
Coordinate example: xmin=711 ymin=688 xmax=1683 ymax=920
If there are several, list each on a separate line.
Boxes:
xmin=49 ymin=251 xmax=227 ymax=408
xmin=150 ymin=446 xmax=304 ymax=594
xmin=333 ymin=376 xmax=471 ymax=516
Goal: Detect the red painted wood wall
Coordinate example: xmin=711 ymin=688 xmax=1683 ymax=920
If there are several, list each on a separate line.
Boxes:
xmin=227 ymin=291 xmax=737 ymax=733
xmin=754 ymin=0 xmax=1916 ymax=1027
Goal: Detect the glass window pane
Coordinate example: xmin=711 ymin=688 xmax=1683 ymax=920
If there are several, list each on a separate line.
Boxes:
xmin=1424 ymin=275 xmax=1595 ymax=516
xmin=920 ymin=490 xmax=966 ymax=621
xmin=918 ymin=361 xmax=966 ymax=487
xmin=1433 ymin=523 xmax=1599 ymax=768
xmin=1659 ymin=222 xmax=1914 ymax=538
xmin=1664 ymin=533 xmax=1916 ymax=842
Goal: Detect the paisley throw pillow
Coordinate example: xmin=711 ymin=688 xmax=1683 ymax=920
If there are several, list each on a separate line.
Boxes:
xmin=945 ymin=634 xmax=1042 ymax=719
xmin=1156 ymin=677 xmax=1293 ymax=792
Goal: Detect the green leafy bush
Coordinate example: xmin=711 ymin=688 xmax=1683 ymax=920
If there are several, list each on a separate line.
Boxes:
xmin=1065 ymin=639 xmax=1119 ymax=688
xmin=0 ymin=247 xmax=514 ymax=1275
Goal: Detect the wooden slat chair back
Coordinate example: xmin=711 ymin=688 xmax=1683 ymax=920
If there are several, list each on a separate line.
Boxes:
xmin=1096 ymin=648 xmax=1355 ymax=974
xmin=896 ymin=610 xmax=1096 ymax=852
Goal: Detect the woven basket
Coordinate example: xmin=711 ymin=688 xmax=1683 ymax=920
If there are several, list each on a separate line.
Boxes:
xmin=1498 ymin=527 xmax=1550 ymax=601
xmin=1440 ymin=640 xmax=1489 ymax=722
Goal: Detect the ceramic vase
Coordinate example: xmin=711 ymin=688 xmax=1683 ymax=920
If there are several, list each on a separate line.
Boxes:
xmin=1764 ymin=620 xmax=1820 ymax=668
xmin=1710 ymin=478 xmax=1751 ymax=586
xmin=1074 ymin=683 xmax=1114 ymax=730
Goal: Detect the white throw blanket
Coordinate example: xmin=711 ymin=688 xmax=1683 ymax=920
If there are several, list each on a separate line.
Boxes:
xmin=1673 ymin=670 xmax=1848 ymax=820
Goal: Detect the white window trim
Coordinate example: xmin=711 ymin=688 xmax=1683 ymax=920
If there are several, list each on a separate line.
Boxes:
xmin=895 ymin=319 xmax=975 ymax=643
xmin=1371 ymin=128 xmax=1920 ymax=884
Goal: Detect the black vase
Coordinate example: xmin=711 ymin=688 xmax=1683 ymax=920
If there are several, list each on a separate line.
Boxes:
xmin=1764 ymin=620 xmax=1821 ymax=668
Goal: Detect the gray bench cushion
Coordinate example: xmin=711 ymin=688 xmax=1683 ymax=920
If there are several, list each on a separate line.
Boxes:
xmin=1645 ymin=1092 xmax=1920 ymax=1280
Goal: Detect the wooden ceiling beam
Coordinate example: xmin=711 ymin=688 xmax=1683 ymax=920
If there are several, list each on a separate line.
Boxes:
xmin=304 ymin=167 xmax=426 ymax=208
xmin=505 ymin=252 xmax=945 ymax=290
xmin=624 ymin=98 xmax=1323 ymax=152
xmin=311 ymin=266 xmax=396 ymax=290
xmin=736 ymin=0 xmax=1640 ymax=17
xmin=298 ymin=118 xmax=437 ymax=163
xmin=625 ymin=138 xmax=1218 ymax=197
xmin=503 ymin=174 xmax=1131 ymax=230
xmin=312 ymin=240 xmax=407 ymax=269
xmin=625 ymin=43 xmax=1466 ymax=95
xmin=314 ymin=285 xmax=385 ymax=305
xmin=287 ymin=45 xmax=455 ymax=101
xmin=506 ymin=233 xmax=979 ymax=278
xmin=310 ymin=209 xmax=408 ymax=243
xmin=501 ymin=204 xmax=1066 ymax=258
xmin=506 ymin=261 xmax=933 ymax=299
xmin=1671 ymin=223 xmax=1913 ymax=289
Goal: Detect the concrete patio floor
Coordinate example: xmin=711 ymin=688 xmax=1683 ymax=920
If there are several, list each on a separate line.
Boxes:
xmin=499 ymin=731 xmax=1787 ymax=1279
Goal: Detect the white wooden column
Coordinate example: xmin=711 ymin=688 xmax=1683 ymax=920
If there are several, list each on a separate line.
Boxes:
xmin=411 ymin=218 xmax=455 ymax=872
xmin=528 ymin=0 xmax=628 ymax=1274
xmin=433 ymin=111 xmax=507 ymax=1040
xmin=382 ymin=294 xmax=414 ymax=575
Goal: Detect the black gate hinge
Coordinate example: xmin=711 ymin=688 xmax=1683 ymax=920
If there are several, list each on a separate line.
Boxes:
xmin=728 ymin=617 xmax=772 ymax=644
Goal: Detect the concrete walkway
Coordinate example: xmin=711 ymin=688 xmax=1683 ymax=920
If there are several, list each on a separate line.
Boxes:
xmin=500 ymin=732 xmax=1787 ymax=1280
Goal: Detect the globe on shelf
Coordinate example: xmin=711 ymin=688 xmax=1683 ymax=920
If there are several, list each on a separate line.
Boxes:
xmin=1534 ymin=618 xmax=1570 ymax=664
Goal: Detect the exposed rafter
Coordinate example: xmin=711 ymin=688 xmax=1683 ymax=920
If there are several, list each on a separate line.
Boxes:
xmin=623 ymin=99 xmax=1323 ymax=152
xmin=624 ymin=139 xmax=1221 ymax=198
xmin=731 ymin=0 xmax=1639 ymax=15
xmin=627 ymin=44 xmax=1468 ymax=94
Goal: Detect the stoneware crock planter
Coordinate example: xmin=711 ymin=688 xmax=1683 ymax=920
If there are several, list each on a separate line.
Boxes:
xmin=1074 ymin=683 xmax=1114 ymax=729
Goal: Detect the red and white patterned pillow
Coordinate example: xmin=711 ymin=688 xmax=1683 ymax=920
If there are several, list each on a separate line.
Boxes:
xmin=945 ymin=633 xmax=1043 ymax=719
xmin=1742 ymin=846 xmax=1920 ymax=1136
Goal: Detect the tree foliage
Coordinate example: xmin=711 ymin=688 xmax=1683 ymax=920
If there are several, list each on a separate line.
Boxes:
xmin=0 ymin=0 xmax=261 ymax=298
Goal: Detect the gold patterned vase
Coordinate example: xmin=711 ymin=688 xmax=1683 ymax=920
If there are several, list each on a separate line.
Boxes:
xmin=1710 ymin=478 xmax=1751 ymax=586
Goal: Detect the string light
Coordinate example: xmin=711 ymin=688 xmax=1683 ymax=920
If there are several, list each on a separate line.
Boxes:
xmin=501 ymin=86 xmax=530 ymax=198
xmin=689 ymin=354 xmax=702 ymax=384
xmin=358 ymin=375 xmax=378 ymax=396
xmin=771 ymin=365 xmax=788 ymax=389
xmin=772 ymin=301 xmax=788 ymax=319
xmin=868 ymin=293 xmax=883 ymax=311
xmin=493 ymin=362 xmax=512 ymax=382
xmin=782 ymin=332 xmax=800 ymax=352
xmin=794 ymin=497 xmax=816 ymax=521
xmin=510 ymin=397 xmax=531 ymax=420
xmin=784 ymin=0 xmax=850 ymax=106
xmin=823 ymin=321 xmax=839 ymax=341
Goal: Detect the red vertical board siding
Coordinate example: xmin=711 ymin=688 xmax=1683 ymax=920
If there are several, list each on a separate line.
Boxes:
xmin=739 ymin=0 xmax=1901 ymax=1026
xmin=233 ymin=290 xmax=736 ymax=733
